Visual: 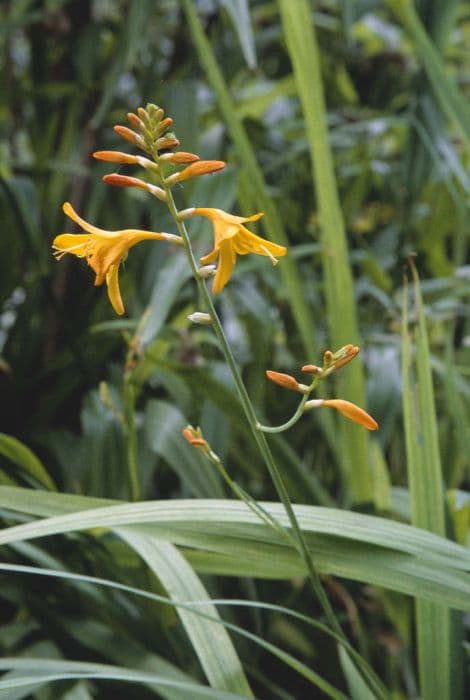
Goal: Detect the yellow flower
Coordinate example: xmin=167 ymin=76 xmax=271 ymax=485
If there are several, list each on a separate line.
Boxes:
xmin=53 ymin=202 xmax=180 ymax=315
xmin=193 ymin=207 xmax=287 ymax=293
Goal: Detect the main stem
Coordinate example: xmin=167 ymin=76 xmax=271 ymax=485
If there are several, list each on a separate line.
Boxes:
xmin=161 ymin=187 xmax=341 ymax=635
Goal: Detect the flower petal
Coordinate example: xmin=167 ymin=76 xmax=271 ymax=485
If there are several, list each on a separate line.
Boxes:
xmin=212 ymin=239 xmax=236 ymax=293
xmin=62 ymin=202 xmax=109 ymax=237
xmin=52 ymin=233 xmax=90 ymax=259
xmin=106 ymin=263 xmax=125 ymax=315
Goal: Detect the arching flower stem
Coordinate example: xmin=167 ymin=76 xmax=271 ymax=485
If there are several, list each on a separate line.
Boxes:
xmin=155 ymin=153 xmax=343 ymax=640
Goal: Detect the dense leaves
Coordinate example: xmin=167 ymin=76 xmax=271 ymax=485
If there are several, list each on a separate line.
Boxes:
xmin=1 ymin=1 xmax=469 ymax=698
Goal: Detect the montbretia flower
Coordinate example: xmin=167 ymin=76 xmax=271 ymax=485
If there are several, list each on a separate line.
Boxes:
xmin=184 ymin=207 xmax=287 ymax=293
xmin=52 ymin=202 xmax=182 ymax=315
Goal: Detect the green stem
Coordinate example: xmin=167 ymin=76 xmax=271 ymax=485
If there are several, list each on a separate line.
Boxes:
xmin=158 ymin=181 xmax=342 ymax=636
xmin=123 ymin=374 xmax=140 ymax=501
xmin=258 ymin=388 xmax=317 ymax=433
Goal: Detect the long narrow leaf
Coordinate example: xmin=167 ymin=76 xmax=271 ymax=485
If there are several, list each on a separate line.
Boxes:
xmin=278 ymin=0 xmax=371 ymax=502
xmin=401 ymin=264 xmax=456 ymax=699
xmin=118 ymin=531 xmax=253 ymax=697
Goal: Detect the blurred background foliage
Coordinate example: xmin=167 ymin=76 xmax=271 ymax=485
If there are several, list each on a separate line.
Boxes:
xmin=0 ymin=0 xmax=469 ymax=697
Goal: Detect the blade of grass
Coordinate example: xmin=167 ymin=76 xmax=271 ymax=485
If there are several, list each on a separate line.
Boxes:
xmin=388 ymin=0 xmax=470 ymax=146
xmin=278 ymin=0 xmax=371 ymax=503
xmin=0 ymin=658 xmax=248 ymax=699
xmin=1 ymin=487 xmax=470 ymax=609
xmin=0 ymin=434 xmax=57 ymax=491
xmin=401 ymin=262 xmax=459 ymax=699
xmin=0 ymin=563 xmax=349 ymax=700
xmin=118 ymin=532 xmax=253 ymax=697
xmin=182 ymin=0 xmax=317 ymax=358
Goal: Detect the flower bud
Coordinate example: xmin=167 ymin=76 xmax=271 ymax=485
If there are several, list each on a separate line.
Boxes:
xmin=114 ymin=125 xmax=144 ymax=147
xmin=93 ymin=150 xmax=139 ymax=164
xmin=156 ymin=136 xmax=180 ymax=151
xmin=182 ymin=426 xmax=209 ymax=450
xmin=187 ymin=312 xmax=212 ymax=325
xmin=102 ymin=174 xmax=166 ymax=201
xmin=166 ymin=160 xmax=226 ymax=185
xmin=127 ymin=112 xmax=146 ymax=130
xmin=301 ymin=364 xmax=322 ymax=375
xmin=322 ymin=399 xmax=378 ymax=431
xmin=157 ymin=117 xmax=173 ymax=135
xmin=159 ymin=151 xmax=200 ymax=164
xmin=266 ymin=370 xmax=304 ymax=393
xmin=197 ymin=265 xmax=216 ymax=279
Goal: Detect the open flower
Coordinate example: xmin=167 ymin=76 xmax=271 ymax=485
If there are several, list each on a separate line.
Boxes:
xmin=190 ymin=207 xmax=287 ymax=293
xmin=53 ymin=202 xmax=181 ymax=315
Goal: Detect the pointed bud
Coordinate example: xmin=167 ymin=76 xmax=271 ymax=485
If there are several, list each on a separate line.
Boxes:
xmin=137 ymin=107 xmax=149 ymax=122
xmin=156 ymin=136 xmax=180 ymax=151
xmin=322 ymin=399 xmax=378 ymax=431
xmin=159 ymin=151 xmax=200 ymax=164
xmin=266 ymin=370 xmax=304 ymax=393
xmin=157 ymin=117 xmax=173 ymax=134
xmin=114 ymin=125 xmax=144 ymax=147
xmin=93 ymin=150 xmax=139 ymax=164
xmin=333 ymin=345 xmax=360 ymax=370
xmin=102 ymin=174 xmax=166 ymax=201
xmin=166 ymin=160 xmax=226 ymax=185
xmin=301 ymin=364 xmax=322 ymax=375
xmin=127 ymin=112 xmax=145 ymax=130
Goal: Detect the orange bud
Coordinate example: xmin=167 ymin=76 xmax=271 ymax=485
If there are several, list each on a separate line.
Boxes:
xmin=301 ymin=364 xmax=322 ymax=375
xmin=103 ymin=174 xmax=149 ymax=190
xmin=93 ymin=150 xmax=139 ymax=164
xmin=127 ymin=112 xmax=145 ymax=130
xmin=182 ymin=426 xmax=208 ymax=450
xmin=333 ymin=345 xmax=360 ymax=370
xmin=322 ymin=399 xmax=378 ymax=431
xmin=103 ymin=174 xmax=166 ymax=201
xmin=156 ymin=136 xmax=180 ymax=151
xmin=266 ymin=370 xmax=301 ymax=392
xmin=114 ymin=125 xmax=143 ymax=147
xmin=160 ymin=151 xmax=200 ymax=164
xmin=168 ymin=160 xmax=226 ymax=184
xmin=157 ymin=117 xmax=173 ymax=134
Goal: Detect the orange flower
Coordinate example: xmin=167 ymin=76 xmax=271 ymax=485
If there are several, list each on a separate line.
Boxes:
xmin=52 ymin=202 xmax=181 ymax=315
xmin=191 ymin=207 xmax=287 ymax=293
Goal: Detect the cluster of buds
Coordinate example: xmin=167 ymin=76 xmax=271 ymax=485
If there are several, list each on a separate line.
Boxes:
xmin=266 ymin=344 xmax=377 ymax=431
xmin=93 ymin=104 xmax=226 ymax=196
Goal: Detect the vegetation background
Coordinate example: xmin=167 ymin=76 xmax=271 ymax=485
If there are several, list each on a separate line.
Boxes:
xmin=0 ymin=0 xmax=469 ymax=698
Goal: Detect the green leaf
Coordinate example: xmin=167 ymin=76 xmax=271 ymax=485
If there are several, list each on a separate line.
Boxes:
xmin=118 ymin=531 xmax=253 ymax=697
xmin=388 ymin=0 xmax=470 ymax=146
xmin=0 ymin=658 xmax=248 ymax=699
xmin=278 ymin=0 xmax=371 ymax=503
xmin=0 ymin=487 xmax=469 ymax=611
xmin=0 ymin=434 xmax=56 ymax=491
xmin=401 ymin=264 xmax=457 ymax=699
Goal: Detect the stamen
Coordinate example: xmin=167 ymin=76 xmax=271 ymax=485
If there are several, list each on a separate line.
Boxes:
xmin=260 ymin=245 xmax=278 ymax=265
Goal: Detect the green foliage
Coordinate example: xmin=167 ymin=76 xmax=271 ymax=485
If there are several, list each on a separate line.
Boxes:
xmin=1 ymin=0 xmax=469 ymax=698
